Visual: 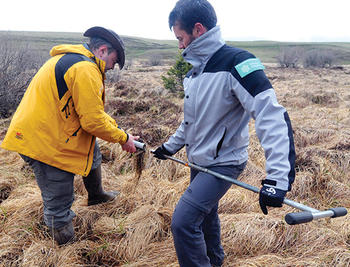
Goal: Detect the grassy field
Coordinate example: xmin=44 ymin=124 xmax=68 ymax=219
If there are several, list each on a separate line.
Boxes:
xmin=1 ymin=30 xmax=350 ymax=266
xmin=1 ymin=30 xmax=350 ymax=64
xmin=1 ymin=60 xmax=350 ymax=266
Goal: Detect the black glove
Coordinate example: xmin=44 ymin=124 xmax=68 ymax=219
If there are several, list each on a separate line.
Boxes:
xmin=153 ymin=145 xmax=172 ymax=160
xmin=259 ymin=185 xmax=286 ymax=215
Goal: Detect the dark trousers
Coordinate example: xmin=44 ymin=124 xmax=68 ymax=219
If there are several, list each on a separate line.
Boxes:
xmin=20 ymin=142 xmax=102 ymax=228
xmin=171 ymin=162 xmax=246 ymax=267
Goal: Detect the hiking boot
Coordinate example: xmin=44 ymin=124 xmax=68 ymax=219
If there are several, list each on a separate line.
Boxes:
xmin=49 ymin=221 xmax=75 ymax=245
xmin=87 ymin=190 xmax=119 ymax=206
xmin=83 ymin=165 xmax=119 ymax=206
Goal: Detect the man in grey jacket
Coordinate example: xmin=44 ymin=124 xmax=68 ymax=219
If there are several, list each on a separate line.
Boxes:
xmin=154 ymin=0 xmax=296 ymax=266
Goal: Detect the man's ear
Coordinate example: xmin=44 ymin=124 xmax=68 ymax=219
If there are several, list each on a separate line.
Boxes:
xmin=192 ymin=23 xmax=207 ymax=38
xmin=97 ymin=45 xmax=108 ymax=57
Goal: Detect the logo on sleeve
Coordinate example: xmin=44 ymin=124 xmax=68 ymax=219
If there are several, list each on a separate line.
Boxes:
xmin=15 ymin=132 xmax=24 ymax=140
xmin=235 ymin=58 xmax=265 ymax=78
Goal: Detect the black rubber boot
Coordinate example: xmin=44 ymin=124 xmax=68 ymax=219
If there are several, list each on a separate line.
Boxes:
xmin=49 ymin=221 xmax=75 ymax=246
xmin=83 ymin=165 xmax=119 ymax=206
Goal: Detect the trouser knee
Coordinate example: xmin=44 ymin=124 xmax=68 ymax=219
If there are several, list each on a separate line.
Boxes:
xmin=171 ymin=211 xmax=187 ymax=237
xmin=20 ymin=154 xmax=75 ymax=228
xmin=171 ymin=198 xmax=205 ymax=237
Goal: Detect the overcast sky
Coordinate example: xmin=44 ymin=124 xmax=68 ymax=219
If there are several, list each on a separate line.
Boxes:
xmin=1 ymin=0 xmax=349 ymax=42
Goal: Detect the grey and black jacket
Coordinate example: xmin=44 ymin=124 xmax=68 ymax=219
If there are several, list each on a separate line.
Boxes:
xmin=164 ymin=26 xmax=295 ymax=191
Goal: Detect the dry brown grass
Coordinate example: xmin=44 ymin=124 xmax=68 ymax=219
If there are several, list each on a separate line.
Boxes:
xmin=1 ymin=64 xmax=350 ymax=266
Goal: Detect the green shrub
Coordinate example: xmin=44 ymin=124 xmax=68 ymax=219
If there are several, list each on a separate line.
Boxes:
xmin=161 ymin=52 xmax=192 ymax=97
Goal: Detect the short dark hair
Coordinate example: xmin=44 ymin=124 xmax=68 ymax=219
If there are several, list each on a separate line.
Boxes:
xmin=88 ymin=37 xmax=115 ymax=54
xmin=169 ymin=0 xmax=217 ymax=34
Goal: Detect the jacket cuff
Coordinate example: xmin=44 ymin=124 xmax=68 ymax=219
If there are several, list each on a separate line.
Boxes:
xmin=261 ymin=179 xmax=277 ymax=186
xmin=121 ymin=132 xmax=129 ymax=145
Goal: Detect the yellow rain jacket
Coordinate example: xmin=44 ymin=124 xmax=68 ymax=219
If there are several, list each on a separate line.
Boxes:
xmin=1 ymin=44 xmax=128 ymax=176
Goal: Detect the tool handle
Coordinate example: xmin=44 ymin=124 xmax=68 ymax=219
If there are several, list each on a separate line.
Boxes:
xmin=285 ymin=212 xmax=313 ymax=225
xmin=285 ymin=207 xmax=348 ymax=225
xmin=133 ymin=140 xmax=146 ymax=150
xmin=330 ymin=207 xmax=348 ymax=218
xmin=151 ymin=153 xmax=348 ymax=224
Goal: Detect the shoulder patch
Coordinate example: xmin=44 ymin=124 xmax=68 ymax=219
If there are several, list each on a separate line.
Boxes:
xmin=235 ymin=58 xmax=265 ymax=78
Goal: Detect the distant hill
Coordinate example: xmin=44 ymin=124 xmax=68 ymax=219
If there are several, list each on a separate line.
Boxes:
xmin=1 ymin=30 xmax=350 ymax=64
xmin=226 ymin=40 xmax=350 ymax=65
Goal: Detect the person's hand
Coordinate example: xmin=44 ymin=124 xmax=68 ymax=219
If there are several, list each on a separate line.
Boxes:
xmin=153 ymin=144 xmax=172 ymax=160
xmin=259 ymin=185 xmax=286 ymax=215
xmin=121 ymin=134 xmax=139 ymax=153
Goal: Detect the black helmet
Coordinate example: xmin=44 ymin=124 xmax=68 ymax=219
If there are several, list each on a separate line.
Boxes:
xmin=84 ymin=26 xmax=125 ymax=69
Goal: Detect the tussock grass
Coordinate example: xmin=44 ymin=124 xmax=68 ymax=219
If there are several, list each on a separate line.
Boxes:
xmin=1 ymin=65 xmax=350 ymax=266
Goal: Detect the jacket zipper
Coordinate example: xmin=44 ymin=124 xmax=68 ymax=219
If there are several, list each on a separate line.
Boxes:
xmin=61 ymin=96 xmax=73 ymax=118
xmin=65 ymin=126 xmax=81 ymax=143
xmin=84 ymin=137 xmax=95 ymax=173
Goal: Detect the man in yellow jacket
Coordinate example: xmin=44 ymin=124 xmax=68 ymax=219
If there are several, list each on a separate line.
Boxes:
xmin=1 ymin=26 xmax=139 ymax=245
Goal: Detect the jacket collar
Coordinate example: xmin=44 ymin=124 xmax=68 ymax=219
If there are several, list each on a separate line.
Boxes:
xmin=83 ymin=43 xmax=106 ymax=75
xmin=182 ymin=26 xmax=225 ymax=69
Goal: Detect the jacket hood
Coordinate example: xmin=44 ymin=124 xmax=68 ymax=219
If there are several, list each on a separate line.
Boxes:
xmin=50 ymin=44 xmax=106 ymax=73
xmin=182 ymin=26 xmax=225 ymax=69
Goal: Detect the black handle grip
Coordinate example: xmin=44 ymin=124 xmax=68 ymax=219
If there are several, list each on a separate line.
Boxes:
xmin=330 ymin=207 xmax=348 ymax=218
xmin=285 ymin=211 xmax=313 ymax=225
